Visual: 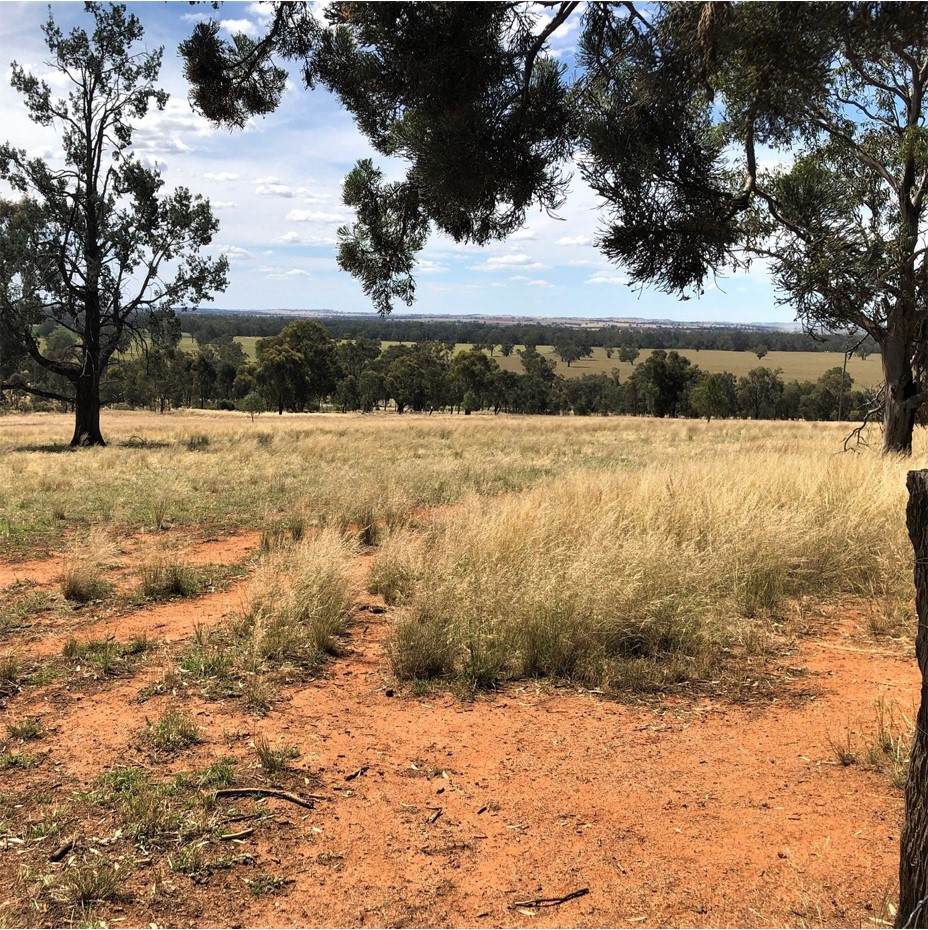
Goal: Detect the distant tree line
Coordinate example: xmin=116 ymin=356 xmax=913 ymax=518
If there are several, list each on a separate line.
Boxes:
xmin=178 ymin=313 xmax=880 ymax=357
xmin=2 ymin=318 xmax=875 ymax=425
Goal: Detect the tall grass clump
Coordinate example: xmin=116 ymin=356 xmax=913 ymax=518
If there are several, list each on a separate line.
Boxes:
xmin=239 ymin=530 xmax=356 ymax=672
xmin=368 ymin=528 xmax=425 ymax=605
xmin=389 ymin=451 xmax=910 ymax=693
xmin=138 ymin=558 xmax=203 ymax=600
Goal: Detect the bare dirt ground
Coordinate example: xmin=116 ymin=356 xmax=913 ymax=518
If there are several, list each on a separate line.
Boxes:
xmin=0 ymin=526 xmax=917 ymax=929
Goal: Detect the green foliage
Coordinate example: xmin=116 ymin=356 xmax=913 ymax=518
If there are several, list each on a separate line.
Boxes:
xmin=256 ymin=320 xmax=341 ymax=414
xmin=690 ymin=372 xmax=737 ymax=423
xmin=0 ymin=3 xmax=227 ymax=445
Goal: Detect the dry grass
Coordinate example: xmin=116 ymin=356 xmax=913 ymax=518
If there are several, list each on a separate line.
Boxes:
xmin=0 ymin=410 xmax=918 ymax=699
xmin=0 ymin=410 xmax=569 ymax=553
xmin=138 ymin=558 xmax=204 ymax=600
xmin=368 ymin=528 xmax=425 ymax=605
xmin=240 ymin=529 xmax=357 ymax=670
xmin=59 ymin=530 xmax=117 ymax=603
xmin=388 ymin=448 xmax=912 ymax=693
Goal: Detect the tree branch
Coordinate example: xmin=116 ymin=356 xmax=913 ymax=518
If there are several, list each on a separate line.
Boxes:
xmin=0 ymin=379 xmax=73 ymax=403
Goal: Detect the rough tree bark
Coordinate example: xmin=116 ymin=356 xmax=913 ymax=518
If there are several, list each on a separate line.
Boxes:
xmin=900 ymin=470 xmax=928 ymax=927
xmin=70 ymin=366 xmax=105 ymax=447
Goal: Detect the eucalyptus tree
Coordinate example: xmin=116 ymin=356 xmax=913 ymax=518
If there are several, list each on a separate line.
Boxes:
xmin=181 ymin=1 xmax=928 ymax=458
xmin=0 ymin=3 xmax=227 ymax=446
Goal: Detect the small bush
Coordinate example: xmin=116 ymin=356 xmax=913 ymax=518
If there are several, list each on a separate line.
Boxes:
xmin=0 ymin=655 xmax=19 ymax=690
xmin=55 ymin=861 xmax=122 ymax=905
xmin=247 ymin=873 xmax=290 ymax=896
xmin=62 ymin=636 xmax=149 ymax=678
xmin=7 ymin=718 xmax=42 ymax=740
xmin=867 ymin=697 xmax=912 ymax=789
xmin=0 ymin=751 xmax=36 ymax=770
xmin=60 ymin=560 xmax=110 ymax=603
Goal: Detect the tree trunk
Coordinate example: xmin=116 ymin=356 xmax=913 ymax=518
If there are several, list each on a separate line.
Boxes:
xmin=883 ymin=333 xmax=917 ymax=455
xmin=69 ymin=369 xmax=105 ymax=447
xmin=900 ymin=470 xmax=928 ymax=927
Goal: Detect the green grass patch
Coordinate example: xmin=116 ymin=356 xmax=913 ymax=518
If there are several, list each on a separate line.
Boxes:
xmin=143 ymin=710 xmax=201 ymax=754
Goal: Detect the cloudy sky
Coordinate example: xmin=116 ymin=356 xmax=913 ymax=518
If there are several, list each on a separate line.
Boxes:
xmin=0 ymin=1 xmax=788 ymax=324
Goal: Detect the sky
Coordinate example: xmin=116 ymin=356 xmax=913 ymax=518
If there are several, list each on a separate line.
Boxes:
xmin=0 ymin=1 xmax=790 ymax=325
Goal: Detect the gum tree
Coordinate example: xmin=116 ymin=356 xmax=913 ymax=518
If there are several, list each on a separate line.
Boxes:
xmin=181 ymin=1 xmax=928 ymax=457
xmin=0 ymin=3 xmax=227 ymax=446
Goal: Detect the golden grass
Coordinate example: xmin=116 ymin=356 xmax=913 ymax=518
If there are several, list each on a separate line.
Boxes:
xmin=2 ymin=410 xmax=909 ymax=558
xmin=1 ymin=408 xmax=920 ymax=697
xmin=241 ymin=529 xmax=357 ymax=668
xmin=374 ymin=342 xmax=885 ymax=384
xmin=388 ymin=435 xmax=914 ymax=692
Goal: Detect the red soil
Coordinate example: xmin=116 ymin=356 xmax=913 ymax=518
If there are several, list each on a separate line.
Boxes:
xmin=0 ymin=534 xmax=917 ymax=928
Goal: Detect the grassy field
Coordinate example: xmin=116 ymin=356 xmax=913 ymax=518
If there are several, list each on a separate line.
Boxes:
xmin=221 ymin=335 xmax=884 ymax=385
xmin=0 ymin=409 xmax=916 ymax=927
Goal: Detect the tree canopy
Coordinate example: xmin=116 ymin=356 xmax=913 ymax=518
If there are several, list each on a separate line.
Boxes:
xmin=180 ymin=1 xmax=928 ymax=454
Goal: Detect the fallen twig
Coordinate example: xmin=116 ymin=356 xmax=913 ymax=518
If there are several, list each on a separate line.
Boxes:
xmin=345 ymin=766 xmax=369 ymax=782
xmin=219 ymin=827 xmax=254 ymax=841
xmin=48 ymin=838 xmax=76 ymax=862
xmin=214 ymin=788 xmax=325 ymax=810
xmin=512 ymin=888 xmax=590 ymax=909
xmin=426 ymin=807 xmax=443 ymax=824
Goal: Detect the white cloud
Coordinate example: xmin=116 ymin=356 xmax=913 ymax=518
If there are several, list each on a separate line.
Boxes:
xmin=218 ymin=245 xmax=254 ymax=263
xmin=527 ymin=279 xmax=555 ymax=289
xmin=285 ymin=209 xmax=349 ymax=224
xmin=262 ymin=266 xmax=314 ymax=280
xmin=255 ymin=182 xmax=295 ymax=198
xmin=220 ymin=18 xmax=259 ymax=37
xmin=510 ymin=228 xmax=538 ymax=241
xmin=255 ymin=175 xmax=282 ymax=185
xmin=568 ymin=259 xmax=598 ymax=267
xmin=134 ymin=99 xmax=217 ymax=155
xmin=301 ymin=190 xmax=334 ymax=204
xmin=416 ymin=259 xmax=447 ymax=274
xmin=27 ymin=145 xmax=56 ymax=160
xmin=139 ymin=155 xmax=167 ymax=171
xmin=473 ymin=253 xmax=545 ymax=272
xmin=557 ymin=235 xmax=592 ymax=246
xmin=204 ymin=172 xmax=239 ymax=182
xmin=211 ymin=201 xmax=237 ymax=210
xmin=586 ymin=273 xmax=628 ymax=285
xmin=279 ymin=231 xmax=337 ymax=246
xmin=246 ymin=2 xmax=275 ymax=25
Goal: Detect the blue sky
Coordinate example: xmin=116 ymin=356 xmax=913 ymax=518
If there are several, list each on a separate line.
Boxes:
xmin=0 ymin=1 xmax=789 ymax=324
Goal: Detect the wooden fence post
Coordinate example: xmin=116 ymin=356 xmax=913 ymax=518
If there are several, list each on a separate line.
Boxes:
xmin=900 ymin=470 xmax=928 ymax=927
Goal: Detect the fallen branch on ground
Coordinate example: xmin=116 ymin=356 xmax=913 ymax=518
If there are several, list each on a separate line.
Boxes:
xmin=512 ymin=888 xmax=590 ymax=908
xmin=214 ymin=788 xmax=327 ymax=810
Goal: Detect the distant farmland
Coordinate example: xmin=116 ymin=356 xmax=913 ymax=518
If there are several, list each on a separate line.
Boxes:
xmin=212 ymin=335 xmax=884 ymax=386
